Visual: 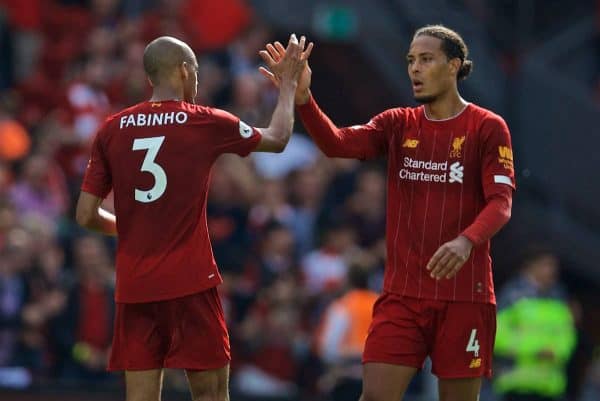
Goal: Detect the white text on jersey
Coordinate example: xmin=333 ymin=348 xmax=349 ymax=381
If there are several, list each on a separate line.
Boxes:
xmin=119 ymin=112 xmax=188 ymax=129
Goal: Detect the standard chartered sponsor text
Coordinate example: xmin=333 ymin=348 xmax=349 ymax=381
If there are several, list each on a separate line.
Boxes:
xmin=399 ymin=157 xmax=462 ymax=183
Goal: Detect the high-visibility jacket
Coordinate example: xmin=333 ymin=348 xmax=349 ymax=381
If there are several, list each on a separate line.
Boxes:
xmin=494 ymin=297 xmax=576 ymax=398
xmin=317 ymin=289 xmax=379 ymax=363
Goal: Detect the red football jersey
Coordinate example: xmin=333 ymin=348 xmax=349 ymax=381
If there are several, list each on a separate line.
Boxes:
xmin=82 ymin=100 xmax=261 ymax=303
xmin=299 ymin=99 xmax=515 ymax=304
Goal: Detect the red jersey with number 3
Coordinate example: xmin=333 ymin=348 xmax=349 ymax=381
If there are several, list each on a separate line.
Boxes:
xmin=82 ymin=100 xmax=260 ymax=303
xmin=298 ymin=99 xmax=515 ymax=304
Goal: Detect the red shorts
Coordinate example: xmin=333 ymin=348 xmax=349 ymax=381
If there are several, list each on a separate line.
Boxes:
xmin=109 ymin=287 xmax=230 ymax=371
xmin=362 ymin=292 xmax=496 ymax=378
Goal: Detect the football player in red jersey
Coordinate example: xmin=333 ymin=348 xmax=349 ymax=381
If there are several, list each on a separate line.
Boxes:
xmin=260 ymin=25 xmax=514 ymax=401
xmin=75 ymin=34 xmax=311 ymax=401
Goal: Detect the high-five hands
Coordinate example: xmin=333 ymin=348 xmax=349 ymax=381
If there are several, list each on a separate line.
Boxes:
xmin=272 ymin=34 xmax=311 ymax=87
xmin=259 ymin=36 xmax=314 ymax=105
xmin=426 ymin=235 xmax=473 ymax=280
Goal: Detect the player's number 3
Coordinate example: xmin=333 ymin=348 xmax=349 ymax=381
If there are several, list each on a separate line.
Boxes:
xmin=132 ymin=136 xmax=167 ymax=203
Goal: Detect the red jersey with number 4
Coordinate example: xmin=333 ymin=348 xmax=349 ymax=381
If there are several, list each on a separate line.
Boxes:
xmin=82 ymin=100 xmax=261 ymax=303
xmin=298 ymin=99 xmax=515 ymax=304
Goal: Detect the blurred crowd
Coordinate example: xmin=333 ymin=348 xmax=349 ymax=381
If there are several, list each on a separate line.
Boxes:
xmin=0 ymin=1 xmax=598 ymax=401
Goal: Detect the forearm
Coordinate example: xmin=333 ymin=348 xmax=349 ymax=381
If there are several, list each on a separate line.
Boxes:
xmin=462 ymin=192 xmax=512 ymax=246
xmin=81 ymin=207 xmax=117 ymax=236
xmin=297 ymin=93 xmax=359 ymax=158
xmin=261 ymin=80 xmax=298 ymax=150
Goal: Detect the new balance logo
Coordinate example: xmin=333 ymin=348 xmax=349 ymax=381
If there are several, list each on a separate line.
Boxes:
xmin=449 ymin=162 xmax=464 ymax=183
xmin=469 ymin=358 xmax=482 ymax=369
xmin=402 ymin=138 xmax=419 ymax=148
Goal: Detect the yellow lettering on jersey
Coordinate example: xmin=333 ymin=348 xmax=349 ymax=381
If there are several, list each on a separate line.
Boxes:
xmin=469 ymin=358 xmax=482 ymax=369
xmin=498 ymin=146 xmax=513 ymax=161
xmin=402 ymin=139 xmax=419 ymax=148
xmin=151 ymin=102 xmax=162 ymax=108
xmin=449 ymin=136 xmax=466 ymax=158
xmin=498 ymin=146 xmax=514 ymax=170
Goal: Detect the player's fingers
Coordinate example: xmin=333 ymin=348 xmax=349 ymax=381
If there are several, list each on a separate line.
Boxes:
xmin=274 ymin=41 xmax=286 ymax=57
xmin=426 ymin=247 xmax=445 ymax=271
xmin=301 ymin=42 xmax=314 ymax=61
xmin=266 ymin=44 xmax=281 ymax=62
xmin=444 ymin=257 xmax=466 ymax=279
xmin=298 ymin=35 xmax=306 ymax=52
xmin=287 ymin=33 xmax=298 ymax=48
xmin=259 ymin=50 xmax=276 ymax=67
xmin=258 ymin=67 xmax=279 ymax=86
xmin=429 ymin=249 xmax=453 ymax=278
xmin=433 ymin=254 xmax=458 ymax=279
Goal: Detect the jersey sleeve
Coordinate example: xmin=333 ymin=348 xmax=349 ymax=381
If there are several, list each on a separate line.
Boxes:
xmin=480 ymin=115 xmax=516 ymax=198
xmin=81 ymin=126 xmax=112 ymax=198
xmin=209 ymin=108 xmax=261 ymax=157
xmin=297 ymin=95 xmax=391 ymax=160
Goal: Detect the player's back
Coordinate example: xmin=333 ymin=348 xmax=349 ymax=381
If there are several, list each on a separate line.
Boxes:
xmin=88 ymin=100 xmax=260 ymax=303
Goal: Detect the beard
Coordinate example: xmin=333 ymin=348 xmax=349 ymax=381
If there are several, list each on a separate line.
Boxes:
xmin=413 ymin=94 xmax=437 ymax=104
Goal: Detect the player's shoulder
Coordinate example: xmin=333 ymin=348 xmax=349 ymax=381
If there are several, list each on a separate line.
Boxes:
xmin=467 ymin=103 xmax=508 ymax=128
xmin=372 ymin=106 xmax=411 ymax=126
xmin=183 ymin=103 xmax=237 ymax=123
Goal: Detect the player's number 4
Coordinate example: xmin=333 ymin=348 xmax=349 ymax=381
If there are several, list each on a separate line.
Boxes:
xmin=132 ymin=136 xmax=167 ymax=203
xmin=466 ymin=329 xmax=480 ymax=357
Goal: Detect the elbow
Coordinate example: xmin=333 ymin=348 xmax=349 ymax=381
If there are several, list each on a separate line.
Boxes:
xmin=273 ymin=131 xmax=292 ymax=153
xmin=500 ymin=197 xmax=512 ymax=224
xmin=272 ymin=141 xmax=286 ymax=153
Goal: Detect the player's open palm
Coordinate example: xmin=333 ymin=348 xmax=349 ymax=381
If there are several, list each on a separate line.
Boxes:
xmin=259 ymin=36 xmax=313 ymax=104
xmin=427 ymin=235 xmax=473 ymax=280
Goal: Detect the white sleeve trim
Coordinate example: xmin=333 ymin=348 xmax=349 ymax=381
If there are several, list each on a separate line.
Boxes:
xmin=494 ymin=175 xmax=513 ymax=186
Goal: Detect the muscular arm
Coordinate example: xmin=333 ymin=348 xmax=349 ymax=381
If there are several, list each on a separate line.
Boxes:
xmin=76 ymin=191 xmax=117 ymax=236
xmin=254 ymin=79 xmax=298 ymax=152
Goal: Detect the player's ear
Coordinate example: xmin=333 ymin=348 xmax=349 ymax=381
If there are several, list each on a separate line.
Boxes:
xmin=180 ymin=62 xmax=189 ymax=81
xmin=146 ymin=76 xmax=154 ymax=88
xmin=448 ymin=58 xmax=461 ymax=77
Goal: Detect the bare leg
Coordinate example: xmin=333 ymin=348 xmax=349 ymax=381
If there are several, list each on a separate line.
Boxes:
xmin=186 ymin=364 xmax=230 ymax=401
xmin=125 ymin=369 xmax=164 ymax=401
xmin=438 ymin=377 xmax=482 ymax=401
xmin=359 ymin=363 xmax=417 ymax=401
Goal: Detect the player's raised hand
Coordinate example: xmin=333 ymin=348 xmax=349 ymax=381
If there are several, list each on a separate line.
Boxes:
xmin=426 ymin=235 xmax=473 ymax=280
xmin=259 ymin=35 xmax=313 ymax=105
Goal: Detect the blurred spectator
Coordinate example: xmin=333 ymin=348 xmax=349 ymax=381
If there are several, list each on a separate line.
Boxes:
xmin=342 ymin=164 xmax=386 ymax=250
xmin=51 ymin=235 xmax=114 ymax=381
xmin=248 ymin=178 xmax=294 ymax=230
xmin=0 ymin=0 xmax=43 ymax=83
xmin=207 ymin=157 xmax=255 ymax=275
xmin=18 ymin=239 xmax=67 ymax=377
xmin=252 ymin=133 xmax=318 ymax=180
xmin=315 ymin=265 xmax=378 ymax=401
xmin=0 ymin=107 xmax=30 ymax=162
xmin=301 ymin=221 xmax=357 ymax=296
xmin=9 ymin=154 xmax=69 ymax=226
xmin=287 ymin=163 xmax=326 ymax=256
xmin=64 ymin=57 xmax=111 ymax=143
xmin=233 ymin=273 xmax=308 ymax=398
xmin=0 ymin=227 xmax=33 ymax=369
xmin=494 ymin=246 xmax=577 ymax=401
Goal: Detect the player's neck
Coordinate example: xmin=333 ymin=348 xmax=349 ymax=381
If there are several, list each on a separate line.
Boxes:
xmin=149 ymin=87 xmax=184 ymax=103
xmin=424 ymin=92 xmax=468 ymax=121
